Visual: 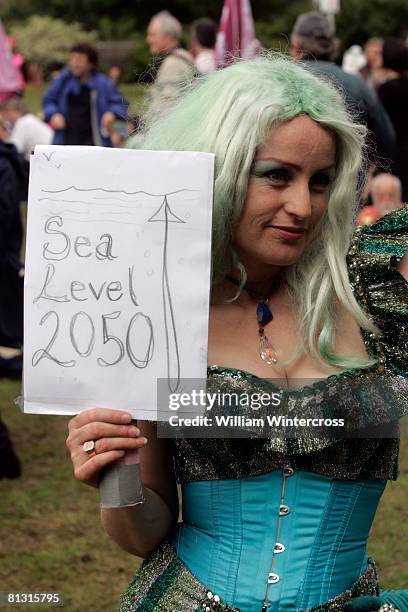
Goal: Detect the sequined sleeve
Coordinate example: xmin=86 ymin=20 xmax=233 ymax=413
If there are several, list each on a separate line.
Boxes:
xmin=347 ymin=206 xmax=408 ymax=376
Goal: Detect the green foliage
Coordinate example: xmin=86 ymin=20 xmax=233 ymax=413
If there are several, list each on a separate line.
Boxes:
xmin=10 ymin=15 xmax=97 ymax=64
xmin=2 ymin=0 xmax=408 ymax=49
xmin=337 ymin=0 xmax=408 ymax=49
xmin=1 ymin=0 xmax=314 ymax=36
xmin=122 ymin=34 xmax=153 ymax=82
xmin=4 ymin=0 xmax=408 ymax=80
xmin=254 ymin=0 xmax=313 ymax=51
xmin=96 ymin=15 xmax=138 ymax=40
xmin=0 ymin=0 xmax=34 ymax=22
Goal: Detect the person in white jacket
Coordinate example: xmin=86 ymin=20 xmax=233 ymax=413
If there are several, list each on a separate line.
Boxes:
xmin=0 ymin=97 xmax=53 ymax=161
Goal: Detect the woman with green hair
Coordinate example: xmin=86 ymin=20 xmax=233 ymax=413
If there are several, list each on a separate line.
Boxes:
xmin=67 ymin=56 xmax=408 ymax=611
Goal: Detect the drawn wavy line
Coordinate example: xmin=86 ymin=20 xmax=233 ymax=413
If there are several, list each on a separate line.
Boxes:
xmin=41 ymin=186 xmax=199 ymax=197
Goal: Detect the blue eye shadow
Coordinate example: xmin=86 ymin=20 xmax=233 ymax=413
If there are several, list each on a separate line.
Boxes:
xmin=251 ymin=160 xmax=284 ymax=177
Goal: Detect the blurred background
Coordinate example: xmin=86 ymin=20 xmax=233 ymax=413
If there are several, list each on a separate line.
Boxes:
xmin=0 ymin=0 xmax=407 ymax=610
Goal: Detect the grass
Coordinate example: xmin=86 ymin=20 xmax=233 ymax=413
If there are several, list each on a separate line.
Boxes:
xmin=0 ymin=380 xmax=140 ymax=612
xmin=0 ymin=379 xmax=407 ymax=612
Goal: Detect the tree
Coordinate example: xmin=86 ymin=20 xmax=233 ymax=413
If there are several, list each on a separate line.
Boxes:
xmin=2 ymin=0 xmax=313 ymax=39
xmin=5 ymin=0 xmax=408 ymax=70
xmin=10 ymin=16 xmax=96 ymax=64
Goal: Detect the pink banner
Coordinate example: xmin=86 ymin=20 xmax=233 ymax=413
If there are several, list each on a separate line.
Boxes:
xmin=215 ymin=0 xmax=258 ymax=67
xmin=0 ymin=20 xmax=21 ymax=101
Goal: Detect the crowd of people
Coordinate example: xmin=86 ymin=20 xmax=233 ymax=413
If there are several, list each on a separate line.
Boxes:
xmin=0 ymin=5 xmax=406 ymax=467
xmin=0 ymin=7 xmax=407 ymax=611
xmin=1 ymin=10 xmax=407 ymax=206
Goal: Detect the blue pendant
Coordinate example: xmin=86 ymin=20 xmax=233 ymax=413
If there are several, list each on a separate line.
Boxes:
xmin=257 ymin=302 xmax=273 ymax=327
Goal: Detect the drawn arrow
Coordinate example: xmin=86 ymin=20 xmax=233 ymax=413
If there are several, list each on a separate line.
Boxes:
xmin=148 ymin=196 xmax=185 ymax=392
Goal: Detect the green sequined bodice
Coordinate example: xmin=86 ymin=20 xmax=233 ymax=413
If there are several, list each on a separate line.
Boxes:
xmin=173 ymin=208 xmax=408 ymax=484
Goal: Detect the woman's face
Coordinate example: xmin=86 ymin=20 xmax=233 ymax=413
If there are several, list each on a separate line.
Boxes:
xmin=233 ymin=115 xmax=336 ymax=279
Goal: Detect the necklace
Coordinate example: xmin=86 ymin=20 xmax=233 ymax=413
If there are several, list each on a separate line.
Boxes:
xmin=225 ymin=275 xmax=278 ymax=365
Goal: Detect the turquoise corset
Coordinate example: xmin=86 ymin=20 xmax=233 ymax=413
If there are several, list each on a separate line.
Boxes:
xmin=171 ymin=470 xmax=385 ymax=611
xmin=166 ymin=208 xmax=408 ymax=611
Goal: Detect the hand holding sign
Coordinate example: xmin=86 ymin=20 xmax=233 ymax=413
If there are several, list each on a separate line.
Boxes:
xmin=65 ymin=408 xmax=146 ymax=488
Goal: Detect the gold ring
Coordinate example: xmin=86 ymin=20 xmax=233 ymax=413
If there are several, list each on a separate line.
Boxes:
xmin=83 ymin=440 xmax=96 ymax=457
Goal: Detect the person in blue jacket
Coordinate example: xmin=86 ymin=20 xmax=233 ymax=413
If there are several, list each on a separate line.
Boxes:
xmin=42 ymin=43 xmax=128 ymax=147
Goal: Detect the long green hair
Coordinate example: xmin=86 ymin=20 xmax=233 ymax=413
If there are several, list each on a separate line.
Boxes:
xmin=141 ymin=54 xmax=376 ymax=370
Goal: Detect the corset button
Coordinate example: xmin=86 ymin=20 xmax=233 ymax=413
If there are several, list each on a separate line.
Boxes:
xmin=268 ymin=572 xmax=280 ymax=584
xmin=283 ymin=466 xmax=294 ymax=477
xmin=279 ymin=504 xmax=290 ymax=516
xmin=274 ymin=542 xmax=285 ymax=553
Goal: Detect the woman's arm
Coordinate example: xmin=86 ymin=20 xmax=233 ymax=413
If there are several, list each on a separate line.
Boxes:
xmin=100 ymin=421 xmax=179 ymax=558
xmin=67 ymin=411 xmax=179 ymax=559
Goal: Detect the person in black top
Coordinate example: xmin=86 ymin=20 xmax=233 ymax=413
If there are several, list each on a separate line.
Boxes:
xmin=64 ymin=73 xmax=94 ymax=145
xmin=378 ymin=38 xmax=408 ymax=202
xmin=0 ymin=132 xmax=23 ymax=478
xmin=0 ymin=137 xmax=24 ymax=349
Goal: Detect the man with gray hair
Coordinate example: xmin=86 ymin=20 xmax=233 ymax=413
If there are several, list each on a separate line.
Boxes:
xmin=290 ymin=11 xmax=395 ymax=163
xmin=357 ymin=173 xmax=404 ymax=225
xmin=371 ymin=173 xmax=403 ymax=215
xmin=145 ymin=11 xmax=194 ymax=121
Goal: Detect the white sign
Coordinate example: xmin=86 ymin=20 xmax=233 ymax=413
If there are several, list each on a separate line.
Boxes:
xmin=23 ymin=146 xmax=214 ymax=419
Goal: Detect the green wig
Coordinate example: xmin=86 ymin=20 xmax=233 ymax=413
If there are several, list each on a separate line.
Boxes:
xmin=141 ymin=54 xmax=377 ymax=370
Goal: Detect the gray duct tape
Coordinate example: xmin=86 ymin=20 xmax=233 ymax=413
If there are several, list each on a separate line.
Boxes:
xmin=99 ymin=461 xmax=145 ymax=508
